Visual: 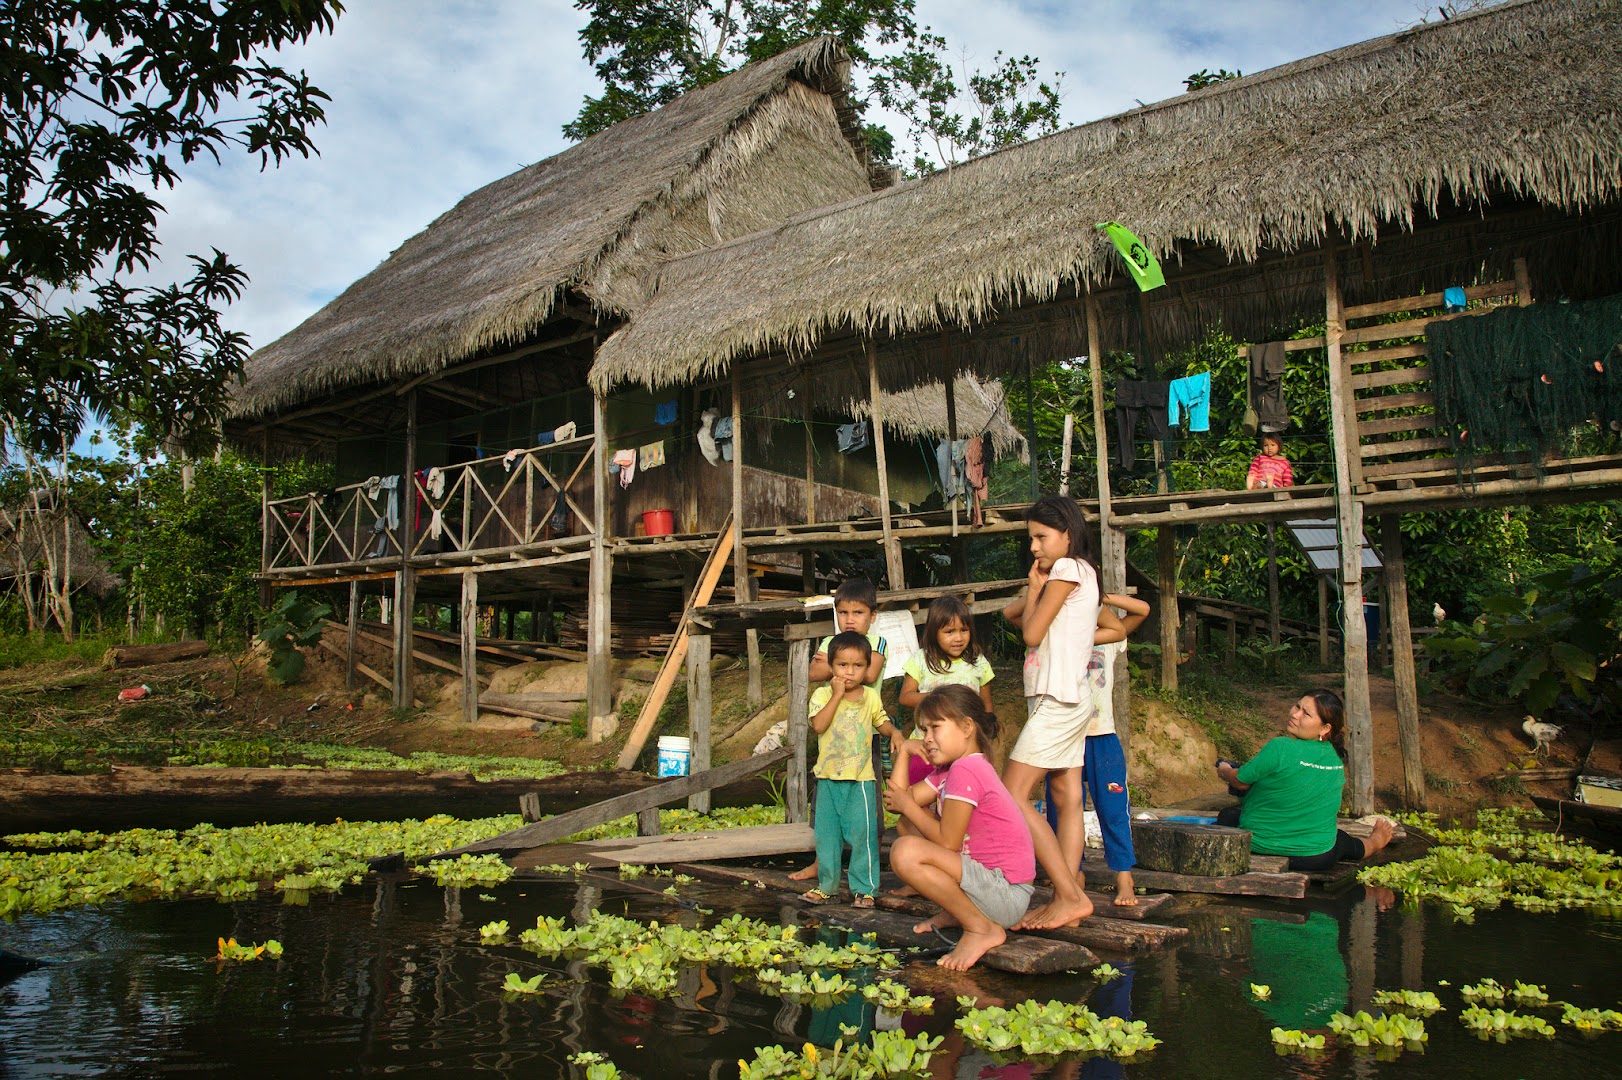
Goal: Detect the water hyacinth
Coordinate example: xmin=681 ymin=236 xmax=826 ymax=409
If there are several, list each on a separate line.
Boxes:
xmin=954 ymin=997 xmax=1160 ymax=1059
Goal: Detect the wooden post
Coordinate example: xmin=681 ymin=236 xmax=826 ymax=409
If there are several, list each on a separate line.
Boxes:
xmin=1318 ymin=575 xmax=1331 ymax=666
xmin=864 ymin=339 xmax=905 ymax=591
xmin=732 ymin=365 xmax=762 ymax=706
xmin=802 ymin=368 xmax=816 ymax=527
xmin=688 ymin=632 xmax=712 ymax=813
xmin=460 ymin=570 xmax=479 ymax=726
xmin=1382 ymin=514 xmax=1426 ymax=810
xmin=1267 ymin=523 xmax=1281 ymax=646
xmin=1157 ymin=527 xmax=1178 ymax=691
xmin=1085 ymin=290 xmax=1131 ymax=762
xmin=392 ymin=391 xmax=418 ymax=709
xmin=1324 ymin=247 xmax=1375 ymax=815
xmin=588 ymin=388 xmax=615 ymax=736
xmin=945 ymin=366 xmax=960 ymax=536
xmin=786 ymin=637 xmax=811 ymax=823
xmin=345 ymin=581 xmax=359 ymax=692
xmin=1059 ymin=413 xmax=1075 ymax=497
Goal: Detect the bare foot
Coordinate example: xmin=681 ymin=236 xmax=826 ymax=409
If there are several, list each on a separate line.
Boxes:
xmin=1362 ymin=817 xmax=1395 ymax=858
xmin=1014 ymin=891 xmax=1094 ymax=930
xmin=788 ymin=861 xmax=819 ymax=881
xmin=886 ymin=884 xmax=920 ymax=898
xmin=939 ymin=926 xmax=1006 ymax=970
xmin=1112 ymin=871 xmax=1139 ymax=907
xmin=913 ymin=911 xmax=961 ymax=934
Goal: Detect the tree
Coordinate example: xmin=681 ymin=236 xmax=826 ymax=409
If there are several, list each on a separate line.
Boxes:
xmin=564 ymin=0 xmax=1063 ymax=175
xmin=0 ymin=0 xmax=342 ymax=457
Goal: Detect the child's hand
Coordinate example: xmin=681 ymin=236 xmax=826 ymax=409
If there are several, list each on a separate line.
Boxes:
xmin=1027 ymin=561 xmax=1050 ymax=593
xmin=889 ymin=733 xmax=907 ymax=759
xmin=882 ymin=786 xmax=908 ymax=813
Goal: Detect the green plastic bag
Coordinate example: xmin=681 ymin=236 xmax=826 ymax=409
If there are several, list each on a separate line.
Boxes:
xmin=1097 ymin=221 xmax=1165 ymax=292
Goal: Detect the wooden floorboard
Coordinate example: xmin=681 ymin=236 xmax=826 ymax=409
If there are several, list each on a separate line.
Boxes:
xmin=509 ymin=822 xmax=813 ymax=871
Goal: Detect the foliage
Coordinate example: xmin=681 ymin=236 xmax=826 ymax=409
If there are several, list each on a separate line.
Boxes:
xmin=1360 ymin=809 xmax=1622 ymax=913
xmin=1249 ymin=983 xmax=1271 ymax=1001
xmin=860 ymin=979 xmax=934 ymax=1012
xmin=479 ymin=920 xmax=509 ymax=943
xmin=569 ymin=1051 xmax=622 ymax=1080
xmin=254 ymin=590 xmax=331 ymax=685
xmin=501 ymin=971 xmax=546 ymax=995
xmin=430 ymin=854 xmax=515 ymax=888
xmin=1459 ymin=1006 xmax=1556 ymax=1041
xmin=214 ymin=937 xmax=282 ymax=962
xmin=1423 ymin=562 xmax=1622 ymax=716
xmin=564 ymin=0 xmax=1063 ymax=177
xmin=0 ymin=0 xmax=340 ymax=454
xmin=1184 ymin=68 xmax=1243 ymax=91
xmin=738 ymin=1030 xmax=942 ymax=1080
xmin=1326 ymin=1011 xmax=1428 ymax=1057
xmin=0 ymin=813 xmax=522 ymax=917
xmin=1269 ymin=1028 xmax=1326 ymax=1053
xmin=1372 ymin=989 xmax=1445 ymax=1016
xmin=954 ymin=996 xmax=1160 ymax=1058
xmin=1562 ymin=1004 xmax=1622 ymax=1032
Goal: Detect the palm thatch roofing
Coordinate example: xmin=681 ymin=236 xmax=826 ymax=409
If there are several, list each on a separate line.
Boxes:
xmin=231 ymin=36 xmax=875 ymax=421
xmin=0 ymin=500 xmax=121 ymax=597
xmin=592 ymin=0 xmax=1622 ymax=393
xmin=870 ymin=374 xmax=1027 ymax=460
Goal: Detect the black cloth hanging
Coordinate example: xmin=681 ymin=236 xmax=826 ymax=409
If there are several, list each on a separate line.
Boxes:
xmin=1247 ymin=341 xmax=1291 ymax=435
xmin=1113 ymin=380 xmax=1171 ymax=469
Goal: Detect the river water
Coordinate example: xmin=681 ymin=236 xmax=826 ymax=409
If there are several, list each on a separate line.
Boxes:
xmin=2 ymin=870 xmax=1619 ymax=1078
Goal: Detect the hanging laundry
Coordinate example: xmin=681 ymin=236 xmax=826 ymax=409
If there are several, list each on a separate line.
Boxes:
xmin=638 ymin=440 xmax=666 ymax=470
xmin=1112 ymin=380 xmax=1171 ymax=470
xmin=836 ymin=420 xmax=870 ymax=454
xmin=1247 ymin=341 xmax=1290 ymax=436
xmin=697 ymin=408 xmax=722 ymax=465
xmin=654 ymin=401 xmax=678 ymax=426
xmin=377 ymin=474 xmax=401 ymax=529
xmin=713 ymin=415 xmax=735 ymax=462
xmin=502 ymin=449 xmax=521 ymax=472
xmin=1443 ymin=286 xmax=1468 ymax=313
xmin=964 ymin=435 xmax=990 ymax=526
xmin=610 ymin=449 xmax=637 ymax=489
xmin=935 ymin=439 xmax=969 ymax=500
xmin=424 ymin=467 xmax=447 ymax=540
xmin=1168 ymin=371 xmax=1212 ymax=432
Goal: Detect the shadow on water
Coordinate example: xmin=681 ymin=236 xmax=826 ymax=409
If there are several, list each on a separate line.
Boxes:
xmin=1 ymin=875 xmax=1620 ymax=1078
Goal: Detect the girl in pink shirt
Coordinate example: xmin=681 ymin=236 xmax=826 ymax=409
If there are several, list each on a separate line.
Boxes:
xmin=885 ymin=684 xmax=1036 ymax=971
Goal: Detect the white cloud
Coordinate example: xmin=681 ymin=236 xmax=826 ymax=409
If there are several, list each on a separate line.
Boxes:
xmin=132 ymin=0 xmax=1437 ymax=355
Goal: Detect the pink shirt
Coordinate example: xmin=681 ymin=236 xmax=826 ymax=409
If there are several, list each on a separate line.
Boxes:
xmin=1248 ymin=453 xmax=1293 ymax=488
xmin=925 ymin=753 xmax=1036 ymax=884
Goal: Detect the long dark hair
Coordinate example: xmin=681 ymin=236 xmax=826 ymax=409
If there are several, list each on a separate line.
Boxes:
xmin=1025 ymin=495 xmax=1099 ymax=579
xmin=921 ymin=595 xmax=981 ymax=674
xmin=914 ymin=684 xmax=1000 ymax=764
xmin=1306 ymin=688 xmax=1346 ymax=758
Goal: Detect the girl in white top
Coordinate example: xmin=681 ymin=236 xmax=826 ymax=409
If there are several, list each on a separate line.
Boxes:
xmin=1000 ymin=495 xmax=1101 ymax=930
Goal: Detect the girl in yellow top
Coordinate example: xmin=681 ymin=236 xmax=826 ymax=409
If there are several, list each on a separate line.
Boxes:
xmin=897 ymin=596 xmax=994 ymax=788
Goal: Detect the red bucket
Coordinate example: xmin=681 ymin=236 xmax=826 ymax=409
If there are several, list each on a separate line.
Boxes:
xmin=642 ymin=509 xmax=675 ymax=536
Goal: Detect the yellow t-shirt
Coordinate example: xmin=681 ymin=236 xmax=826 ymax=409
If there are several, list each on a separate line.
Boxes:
xmin=809 ymin=685 xmax=889 ymax=781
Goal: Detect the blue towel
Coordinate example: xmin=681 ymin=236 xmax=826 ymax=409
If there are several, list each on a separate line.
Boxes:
xmin=1168 ymin=372 xmax=1212 ymax=432
xmin=655 ymin=400 xmax=678 ymax=425
xmin=1443 ymin=286 xmax=1468 ymax=313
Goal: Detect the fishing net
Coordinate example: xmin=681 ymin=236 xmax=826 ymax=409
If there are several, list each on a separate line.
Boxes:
xmin=1426 ymin=294 xmax=1622 ymax=457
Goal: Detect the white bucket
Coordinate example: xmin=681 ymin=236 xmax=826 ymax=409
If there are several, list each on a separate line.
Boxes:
xmin=656 ymin=735 xmax=691 ymax=777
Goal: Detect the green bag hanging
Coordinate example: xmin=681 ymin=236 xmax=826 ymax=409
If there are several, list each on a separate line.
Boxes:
xmin=1097 ymin=221 xmax=1165 ymax=292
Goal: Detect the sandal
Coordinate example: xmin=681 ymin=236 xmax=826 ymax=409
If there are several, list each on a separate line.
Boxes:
xmin=799 ymin=889 xmax=832 ymax=905
xmin=852 ymin=894 xmax=875 ymax=909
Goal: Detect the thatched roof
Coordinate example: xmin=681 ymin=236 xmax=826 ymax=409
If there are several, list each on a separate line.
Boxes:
xmin=232 ymin=37 xmax=875 ymax=421
xmin=592 ymin=0 xmax=1622 ymax=392
xmin=868 ymin=375 xmax=1027 ymax=461
xmin=0 ymin=501 xmax=121 ymax=596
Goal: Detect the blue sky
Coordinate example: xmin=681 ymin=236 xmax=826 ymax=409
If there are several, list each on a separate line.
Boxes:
xmin=97 ymin=0 xmax=1436 ymax=450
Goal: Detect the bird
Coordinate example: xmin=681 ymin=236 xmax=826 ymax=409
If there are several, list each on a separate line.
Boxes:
xmin=1521 ymin=716 xmax=1564 ymax=756
xmin=1432 ymin=602 xmax=1447 ymax=624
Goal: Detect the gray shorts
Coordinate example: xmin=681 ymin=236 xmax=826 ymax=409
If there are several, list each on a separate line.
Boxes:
xmin=959 ymin=855 xmax=1034 ymax=928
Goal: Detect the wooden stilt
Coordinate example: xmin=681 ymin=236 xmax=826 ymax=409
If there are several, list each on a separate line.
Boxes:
xmin=802 ymin=369 xmax=816 ymax=527
xmin=1157 ymin=527 xmax=1178 ymax=691
xmin=1382 ymin=514 xmax=1426 ymax=810
xmin=1318 ymin=575 xmax=1331 ymax=665
xmin=1060 ymin=413 xmax=1075 ymax=497
xmin=588 ymin=388 xmax=615 ymax=737
xmin=786 ymin=637 xmax=811 ymax=823
xmin=688 ymin=632 xmax=712 ymax=813
xmin=1267 ymin=523 xmax=1281 ymax=646
xmin=392 ymin=391 xmax=418 ymax=708
xmin=460 ymin=571 xmax=479 ymax=726
xmin=732 ymin=366 xmax=762 ymax=706
xmin=1324 ymin=248 xmax=1375 ymax=814
xmin=865 ymin=339 xmax=905 ymax=590
xmin=945 ymin=363 xmax=960 ymax=537
xmin=1085 ymin=290 xmax=1130 ymax=761
xmin=345 ymin=581 xmax=359 ymax=692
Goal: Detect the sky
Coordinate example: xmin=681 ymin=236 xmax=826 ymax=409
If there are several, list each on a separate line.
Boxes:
xmin=99 ymin=0 xmax=1438 ymax=446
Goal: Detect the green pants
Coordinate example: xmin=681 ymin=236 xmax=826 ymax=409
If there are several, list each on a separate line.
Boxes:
xmin=814 ymin=777 xmax=880 ymax=897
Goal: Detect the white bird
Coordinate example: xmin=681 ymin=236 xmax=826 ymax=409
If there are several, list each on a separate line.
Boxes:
xmin=1522 ymin=716 xmax=1564 ymax=755
xmin=1432 ymin=602 xmax=1447 ymax=624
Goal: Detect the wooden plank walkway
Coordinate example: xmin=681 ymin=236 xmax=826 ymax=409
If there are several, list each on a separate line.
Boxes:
xmin=510 ymin=823 xmax=814 ymax=872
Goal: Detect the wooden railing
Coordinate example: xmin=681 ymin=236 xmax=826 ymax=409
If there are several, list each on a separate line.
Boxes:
xmin=263 ymin=434 xmax=596 ymax=573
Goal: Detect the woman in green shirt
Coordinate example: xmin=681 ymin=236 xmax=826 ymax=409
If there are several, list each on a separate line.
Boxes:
xmin=1213 ymin=690 xmax=1395 ymax=871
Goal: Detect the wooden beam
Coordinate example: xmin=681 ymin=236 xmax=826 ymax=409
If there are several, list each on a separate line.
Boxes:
xmin=731 ymin=365 xmax=762 ymax=706
xmin=317 ymin=636 xmax=398 ymax=699
xmin=392 ymin=390 xmax=418 ymax=708
xmin=945 ymin=361 xmax=960 ymax=537
xmin=438 ymin=747 xmax=792 ymax=856
xmin=614 ymin=516 xmax=734 ymax=771
xmin=865 ymin=339 xmax=905 ymax=590
xmin=802 ymin=369 xmax=816 ymax=526
xmin=1350 ymin=365 xmax=1431 ymax=392
xmin=687 ymin=632 xmax=712 ymax=814
xmin=1157 ymin=527 xmax=1178 ymax=691
xmin=588 ymin=387 xmax=614 ymax=734
xmin=1325 ymin=247 xmax=1376 ymax=815
xmin=460 ymin=570 xmax=479 ymax=725
xmin=1318 ymin=575 xmax=1330 ymax=666
xmin=786 ymin=636 xmax=811 ymax=823
xmin=394 ymin=327 xmax=596 ymax=395
xmin=1382 ymin=514 xmax=1426 ymax=810
xmin=345 ymin=581 xmax=359 ymax=692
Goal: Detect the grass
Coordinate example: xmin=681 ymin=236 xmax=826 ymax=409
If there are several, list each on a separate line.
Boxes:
xmin=0 ymin=632 xmax=123 ymax=670
xmin=1140 ymin=664 xmax=1274 ymax=760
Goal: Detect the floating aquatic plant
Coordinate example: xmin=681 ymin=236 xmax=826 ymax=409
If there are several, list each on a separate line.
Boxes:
xmin=1092 ymin=962 xmax=1122 ymax=982
xmin=1510 ymin=980 xmax=1551 ymax=1006
xmin=860 ymin=979 xmax=934 ymax=1013
xmin=1459 ymin=1006 xmax=1556 ymax=1041
xmin=1250 ymin=983 xmax=1272 ymax=1001
xmin=501 ymin=972 xmax=546 ymax=995
xmin=1270 ymin=1028 xmax=1326 ymax=1054
xmin=214 ymin=937 xmax=282 ymax=962
xmin=955 ymin=997 xmax=1160 ymax=1058
xmin=1461 ymin=978 xmax=1509 ymax=1005
xmin=479 ymin=920 xmax=509 ymax=943
xmin=430 ymin=854 xmax=514 ymax=888
xmin=1326 ymin=1011 xmax=1428 ymax=1058
xmin=1561 ymin=1004 xmax=1622 ymax=1032
xmin=568 ymin=1051 xmax=622 ymax=1080
xmin=1372 ymin=989 xmax=1444 ymax=1016
xmin=737 ymin=1030 xmax=941 ymax=1080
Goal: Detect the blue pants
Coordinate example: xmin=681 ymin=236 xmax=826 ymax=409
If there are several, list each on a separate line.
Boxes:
xmin=1168 ymin=371 xmax=1211 ymax=432
xmin=1045 ymin=733 xmax=1136 ymax=872
xmin=814 ymin=777 xmax=880 ymax=896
